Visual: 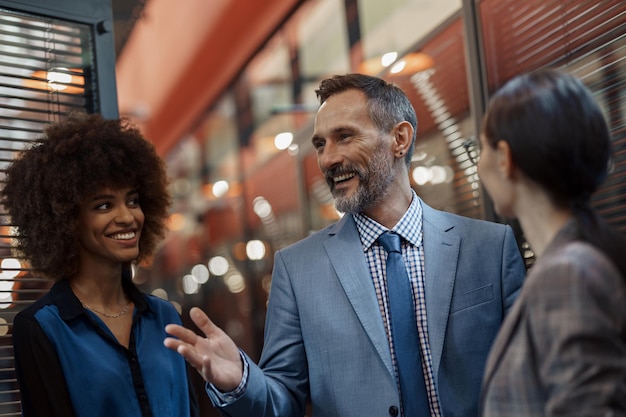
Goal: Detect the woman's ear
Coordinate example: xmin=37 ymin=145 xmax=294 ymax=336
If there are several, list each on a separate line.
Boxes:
xmin=496 ymin=140 xmax=515 ymax=179
xmin=393 ymin=121 xmax=414 ymax=158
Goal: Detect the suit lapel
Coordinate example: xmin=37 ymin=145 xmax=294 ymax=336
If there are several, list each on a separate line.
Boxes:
xmin=323 ymin=215 xmax=395 ymax=378
xmin=421 ymin=204 xmax=460 ymax=379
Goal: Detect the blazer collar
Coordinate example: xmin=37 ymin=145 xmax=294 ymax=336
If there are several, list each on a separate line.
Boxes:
xmin=325 ymin=214 xmax=396 ymax=378
xmin=421 ymin=202 xmax=460 ymax=379
xmin=324 ymin=205 xmax=463 ymax=381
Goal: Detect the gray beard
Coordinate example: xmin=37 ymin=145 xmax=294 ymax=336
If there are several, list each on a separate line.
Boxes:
xmin=333 ymin=141 xmax=396 ymax=214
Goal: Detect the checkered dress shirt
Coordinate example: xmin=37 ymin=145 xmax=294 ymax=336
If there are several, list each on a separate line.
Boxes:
xmin=353 ymin=191 xmax=442 ymax=417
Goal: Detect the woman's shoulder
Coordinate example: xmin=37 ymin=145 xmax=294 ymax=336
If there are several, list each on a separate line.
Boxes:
xmin=548 ymin=240 xmax=620 ymax=278
xmin=526 ymin=240 xmax=625 ymax=310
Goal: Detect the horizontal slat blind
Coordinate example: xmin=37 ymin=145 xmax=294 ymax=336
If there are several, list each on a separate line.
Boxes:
xmin=389 ymin=18 xmax=484 ymax=219
xmin=479 ymin=0 xmax=626 ymax=268
xmin=575 ymin=37 xmax=626 ymax=232
xmin=0 ymin=8 xmax=94 ymax=416
xmin=419 ymin=19 xmax=483 ymax=220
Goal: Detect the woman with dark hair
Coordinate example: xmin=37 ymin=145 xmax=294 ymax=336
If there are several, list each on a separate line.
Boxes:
xmin=2 ymin=113 xmax=198 ymax=417
xmin=478 ymin=69 xmax=626 ymax=416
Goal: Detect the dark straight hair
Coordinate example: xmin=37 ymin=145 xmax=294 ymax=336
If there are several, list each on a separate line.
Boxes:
xmin=483 ymin=68 xmax=626 ymax=280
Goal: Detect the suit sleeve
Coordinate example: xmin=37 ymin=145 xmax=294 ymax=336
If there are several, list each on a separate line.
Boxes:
xmin=12 ymin=313 xmax=76 ymax=417
xmin=214 ymin=249 xmax=307 ymax=417
xmin=501 ymin=225 xmax=526 ymax=314
xmin=528 ymin=249 xmax=626 ymax=415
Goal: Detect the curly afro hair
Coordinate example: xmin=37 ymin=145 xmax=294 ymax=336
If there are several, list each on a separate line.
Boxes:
xmin=1 ymin=112 xmax=172 ymax=281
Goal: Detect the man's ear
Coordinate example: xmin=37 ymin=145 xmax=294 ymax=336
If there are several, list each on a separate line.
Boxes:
xmin=496 ymin=140 xmax=515 ymax=179
xmin=393 ymin=121 xmax=414 ymax=158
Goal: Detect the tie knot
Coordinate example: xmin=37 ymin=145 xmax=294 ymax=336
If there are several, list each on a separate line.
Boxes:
xmin=378 ymin=231 xmax=402 ymax=253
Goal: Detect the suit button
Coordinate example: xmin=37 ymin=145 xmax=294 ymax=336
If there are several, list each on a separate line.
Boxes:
xmin=388 ymin=406 xmax=399 ymax=416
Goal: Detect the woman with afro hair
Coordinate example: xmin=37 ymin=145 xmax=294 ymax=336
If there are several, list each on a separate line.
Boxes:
xmin=2 ymin=113 xmax=199 ymax=417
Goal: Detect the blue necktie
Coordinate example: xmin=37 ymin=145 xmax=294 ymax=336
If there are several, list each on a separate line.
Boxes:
xmin=378 ymin=231 xmax=430 ymax=417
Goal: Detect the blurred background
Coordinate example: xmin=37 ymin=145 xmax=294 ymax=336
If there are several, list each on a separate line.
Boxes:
xmin=0 ymin=0 xmax=624 ymax=415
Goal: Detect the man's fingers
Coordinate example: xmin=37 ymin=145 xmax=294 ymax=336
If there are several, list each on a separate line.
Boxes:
xmin=164 ymin=337 xmax=205 ymax=369
xmin=164 ymin=323 xmax=199 ymax=344
xmin=163 ymin=307 xmax=242 ymax=387
xmin=163 ymin=335 xmax=184 ymax=351
xmin=189 ymin=307 xmax=219 ymax=338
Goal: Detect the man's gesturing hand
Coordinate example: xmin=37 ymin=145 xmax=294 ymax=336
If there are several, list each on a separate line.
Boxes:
xmin=164 ymin=307 xmax=244 ymax=392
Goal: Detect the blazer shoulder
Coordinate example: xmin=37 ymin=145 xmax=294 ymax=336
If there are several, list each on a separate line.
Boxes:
xmin=278 ymin=214 xmax=356 ymax=254
xmin=423 ymin=203 xmax=511 ymax=238
xmin=538 ymin=241 xmax=622 ymax=287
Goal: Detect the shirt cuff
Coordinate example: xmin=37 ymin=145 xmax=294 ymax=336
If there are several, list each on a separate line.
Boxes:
xmin=206 ymin=350 xmax=249 ymax=406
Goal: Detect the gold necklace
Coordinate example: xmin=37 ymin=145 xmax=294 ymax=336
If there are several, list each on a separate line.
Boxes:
xmin=81 ymin=299 xmax=130 ymax=318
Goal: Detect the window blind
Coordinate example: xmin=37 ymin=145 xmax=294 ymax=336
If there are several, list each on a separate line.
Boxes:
xmin=479 ymin=0 xmax=626 ymax=267
xmin=478 ymin=0 xmax=626 ymax=233
xmin=384 ymin=17 xmax=484 ymax=220
xmin=0 ymin=8 xmax=94 ymax=416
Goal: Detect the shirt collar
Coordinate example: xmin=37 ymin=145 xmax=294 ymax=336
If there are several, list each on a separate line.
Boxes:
xmin=354 ymin=189 xmax=424 ymax=251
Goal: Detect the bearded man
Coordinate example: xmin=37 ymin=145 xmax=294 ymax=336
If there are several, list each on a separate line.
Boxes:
xmin=165 ymin=73 xmax=526 ymax=417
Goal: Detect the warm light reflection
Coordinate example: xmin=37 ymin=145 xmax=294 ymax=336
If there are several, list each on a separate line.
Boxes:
xmin=261 ymin=275 xmax=272 ymax=293
xmin=202 ymin=181 xmax=242 ymax=200
xmin=288 ymin=144 xmax=299 ymax=156
xmin=358 ymin=51 xmax=398 ymax=75
xmin=0 ymin=275 xmax=14 ymax=309
xmin=47 ymin=70 xmax=72 ymax=90
xmin=151 ymin=288 xmax=168 ymax=300
xmin=1 ymin=258 xmax=21 ymax=278
xmin=0 ymin=258 xmax=19 ymax=309
xmin=225 ymin=273 xmax=245 ymax=293
xmin=390 ymin=60 xmax=406 ymax=74
xmin=246 ymin=240 xmax=266 ymax=260
xmin=171 ymin=301 xmax=182 ymax=315
xmin=409 ymin=69 xmax=480 ymax=198
xmin=208 ymin=256 xmax=229 ymax=276
xmin=411 ymin=165 xmax=453 ymax=185
xmin=381 ymin=51 xmax=398 ymax=67
xmin=191 ymin=263 xmax=210 ymax=284
xmin=387 ymin=52 xmax=434 ymax=76
xmin=23 ymin=68 xmax=85 ymax=94
xmin=168 ymin=213 xmax=187 ymax=231
xmin=274 ymin=132 xmax=293 ymax=150
xmin=212 ymin=180 xmax=229 ymax=198
xmin=0 ymin=318 xmax=8 ymax=336
xmin=182 ymin=274 xmax=200 ymax=294
xmin=231 ymin=242 xmax=248 ymax=261
xmin=412 ymin=150 xmax=427 ymax=161
xmin=252 ymin=196 xmax=273 ymax=219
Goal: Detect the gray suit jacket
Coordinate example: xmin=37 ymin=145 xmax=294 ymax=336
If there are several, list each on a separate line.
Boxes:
xmin=216 ymin=201 xmax=525 ymax=417
xmin=480 ymin=221 xmax=626 ymax=416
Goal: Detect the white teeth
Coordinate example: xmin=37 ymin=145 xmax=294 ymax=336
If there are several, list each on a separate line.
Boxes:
xmin=111 ymin=232 xmax=135 ymax=240
xmin=333 ymin=173 xmax=354 ymax=183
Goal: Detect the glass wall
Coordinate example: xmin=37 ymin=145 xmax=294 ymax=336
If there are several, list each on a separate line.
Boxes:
xmin=138 ymin=0 xmax=626 ymax=375
xmin=146 ymin=0 xmax=474 ymax=363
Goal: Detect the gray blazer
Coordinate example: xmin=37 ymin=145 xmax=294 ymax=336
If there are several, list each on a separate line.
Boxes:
xmin=216 ymin=201 xmax=525 ymax=417
xmin=480 ymin=221 xmax=626 ymax=416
